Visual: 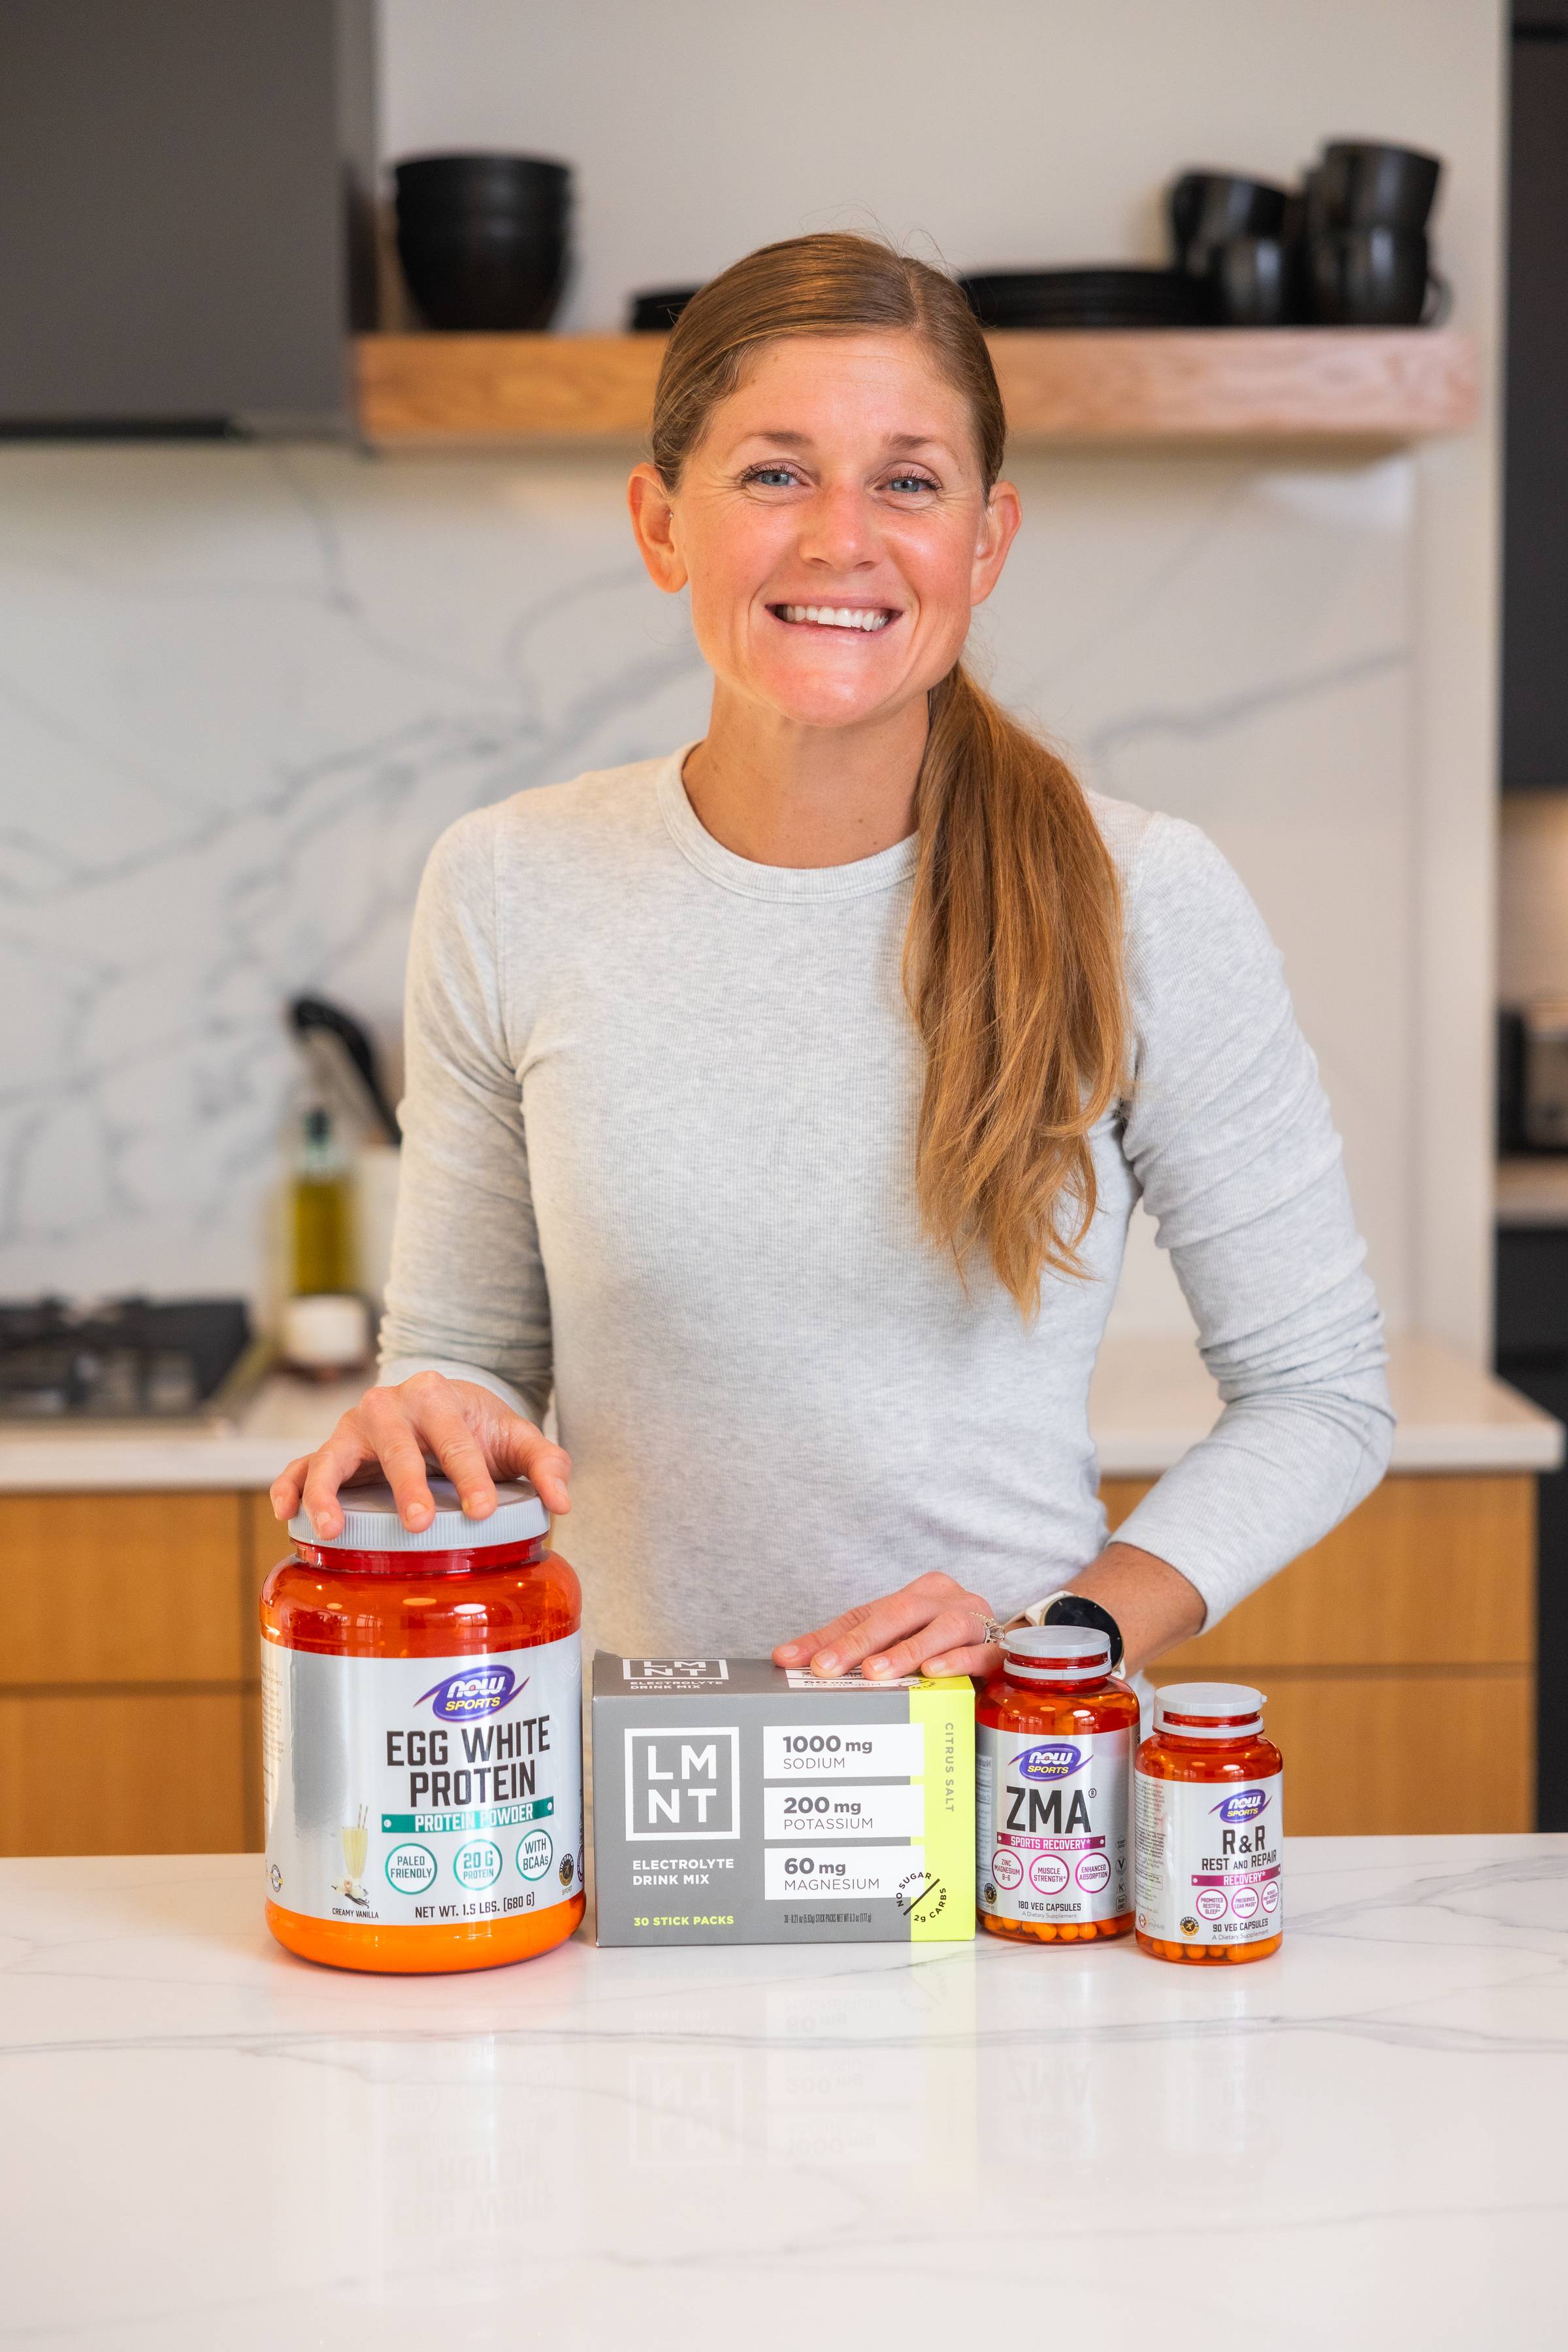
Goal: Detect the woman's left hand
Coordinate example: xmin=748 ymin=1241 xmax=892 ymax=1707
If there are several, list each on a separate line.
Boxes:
xmin=773 ymin=1572 xmax=1002 ymax=1683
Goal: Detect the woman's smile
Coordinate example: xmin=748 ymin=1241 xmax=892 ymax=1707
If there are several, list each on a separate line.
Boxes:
xmin=768 ymin=601 xmax=899 ymax=632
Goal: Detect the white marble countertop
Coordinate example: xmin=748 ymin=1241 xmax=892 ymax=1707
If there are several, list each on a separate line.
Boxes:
xmin=2 ymin=1838 xmax=1563 ymax=2348
xmin=0 ymin=1330 xmax=1558 ymax=1492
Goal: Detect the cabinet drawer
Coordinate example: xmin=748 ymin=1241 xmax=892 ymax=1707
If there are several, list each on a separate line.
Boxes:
xmin=0 ymin=1492 xmax=246 ymax=1684
xmin=1146 ymin=1668 xmax=1533 ymax=1835
xmin=0 ymin=1690 xmax=251 ymax=1855
xmin=1105 ymin=1474 xmax=1535 ymax=1669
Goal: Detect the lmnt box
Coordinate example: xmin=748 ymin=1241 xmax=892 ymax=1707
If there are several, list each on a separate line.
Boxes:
xmin=591 ymin=1654 xmax=974 ymax=1947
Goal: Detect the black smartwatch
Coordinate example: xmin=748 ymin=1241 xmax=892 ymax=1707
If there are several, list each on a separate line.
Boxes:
xmin=1039 ymin=1591 xmax=1125 ymax=1675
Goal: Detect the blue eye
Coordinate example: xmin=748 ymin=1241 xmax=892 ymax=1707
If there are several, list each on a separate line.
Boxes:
xmin=887 ymin=472 xmax=937 ymax=494
xmin=746 ymin=466 xmax=800 ymax=488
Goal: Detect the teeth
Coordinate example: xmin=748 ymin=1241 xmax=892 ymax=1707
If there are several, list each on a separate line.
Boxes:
xmin=777 ymin=605 xmax=891 ymax=631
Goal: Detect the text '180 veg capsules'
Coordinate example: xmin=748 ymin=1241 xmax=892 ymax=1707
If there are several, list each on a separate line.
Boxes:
xmin=1135 ymin=1682 xmax=1283 ymax=1964
xmin=261 ymin=1476 xmax=583 ymax=1974
xmin=976 ymin=1625 xmax=1138 ymax=1944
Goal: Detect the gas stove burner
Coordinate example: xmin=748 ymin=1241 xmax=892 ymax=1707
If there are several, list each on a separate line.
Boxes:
xmin=0 ymin=1296 xmax=257 ymax=1422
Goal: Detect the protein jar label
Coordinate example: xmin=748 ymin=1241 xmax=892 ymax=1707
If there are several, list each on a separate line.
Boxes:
xmin=1135 ymin=1771 xmax=1282 ymax=1947
xmin=262 ymin=1633 xmax=582 ymax=1929
xmin=977 ymin=1725 xmax=1132 ymax=1925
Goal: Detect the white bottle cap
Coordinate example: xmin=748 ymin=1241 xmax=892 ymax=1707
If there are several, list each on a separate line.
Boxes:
xmin=289 ymin=1473 xmax=547 ymax=1552
xmin=1002 ymin=1624 xmax=1113 ymax=1683
xmin=1154 ymin=1682 xmax=1266 ymax=1740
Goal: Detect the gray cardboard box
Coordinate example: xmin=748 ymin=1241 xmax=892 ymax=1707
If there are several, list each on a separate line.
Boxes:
xmin=591 ymin=1654 xmax=974 ymax=1947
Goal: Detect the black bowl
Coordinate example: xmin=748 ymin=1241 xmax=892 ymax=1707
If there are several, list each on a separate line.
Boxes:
xmin=395 ymin=152 xmax=571 ymax=221
xmin=1168 ymin=171 xmax=1291 ymax=272
xmin=629 ymin=286 xmax=700 ymax=332
xmin=1314 ymin=141 xmax=1441 ymax=233
xmin=397 ymin=218 xmax=569 ymax=332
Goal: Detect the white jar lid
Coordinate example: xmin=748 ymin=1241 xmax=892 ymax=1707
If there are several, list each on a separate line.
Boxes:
xmin=1154 ymin=1682 xmax=1266 ymax=1739
xmin=289 ymin=1473 xmax=547 ymax=1552
xmin=1002 ymin=1625 xmax=1113 ymax=1682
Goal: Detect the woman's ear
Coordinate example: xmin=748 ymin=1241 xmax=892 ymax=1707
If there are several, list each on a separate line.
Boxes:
xmin=628 ymin=462 xmax=688 ymax=594
xmin=970 ymin=477 xmax=1022 ymax=610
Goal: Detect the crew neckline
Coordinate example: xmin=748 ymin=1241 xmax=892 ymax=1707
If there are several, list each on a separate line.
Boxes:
xmin=657 ymin=745 xmax=920 ymax=902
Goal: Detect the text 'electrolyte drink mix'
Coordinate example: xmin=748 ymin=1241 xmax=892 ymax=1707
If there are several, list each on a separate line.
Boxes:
xmin=591 ymin=1655 xmax=974 ymax=1946
xmin=976 ymin=1625 xmax=1138 ymax=1943
xmin=261 ymin=1477 xmax=583 ymax=1974
xmin=1135 ymin=1682 xmax=1283 ymax=1964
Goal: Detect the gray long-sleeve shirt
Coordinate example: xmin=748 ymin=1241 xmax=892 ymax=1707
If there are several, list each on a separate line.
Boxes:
xmin=381 ymin=747 xmax=1393 ymax=1662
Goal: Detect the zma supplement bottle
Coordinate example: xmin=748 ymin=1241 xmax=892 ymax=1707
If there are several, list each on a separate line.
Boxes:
xmin=1135 ymin=1682 xmax=1282 ymax=1964
xmin=976 ymin=1625 xmax=1138 ymax=1943
xmin=261 ymin=1476 xmax=583 ymax=1972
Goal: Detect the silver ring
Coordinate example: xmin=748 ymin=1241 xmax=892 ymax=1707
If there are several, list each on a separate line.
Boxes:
xmin=973 ymin=1612 xmax=1005 ymax=1647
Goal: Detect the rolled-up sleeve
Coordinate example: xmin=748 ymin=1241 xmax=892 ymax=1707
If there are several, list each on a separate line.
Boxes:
xmin=1107 ymin=815 xmax=1394 ymax=1625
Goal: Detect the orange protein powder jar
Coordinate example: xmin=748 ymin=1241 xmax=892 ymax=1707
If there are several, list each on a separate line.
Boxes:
xmin=1135 ymin=1682 xmax=1282 ymax=1964
xmin=976 ymin=1625 xmax=1139 ymax=1943
xmin=261 ymin=1475 xmax=583 ymax=1973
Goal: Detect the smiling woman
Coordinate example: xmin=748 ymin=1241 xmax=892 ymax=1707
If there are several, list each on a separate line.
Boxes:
xmin=273 ymin=233 xmax=1392 ymax=1708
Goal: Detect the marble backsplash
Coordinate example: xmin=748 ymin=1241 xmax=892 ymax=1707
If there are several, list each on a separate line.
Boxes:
xmin=0 ymin=441 xmax=1414 ymax=1330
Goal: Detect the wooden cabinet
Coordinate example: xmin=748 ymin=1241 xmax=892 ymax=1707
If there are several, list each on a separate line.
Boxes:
xmin=0 ymin=1491 xmax=276 ymax=1857
xmin=1104 ymin=1473 xmax=1536 ymax=1833
xmin=0 ymin=1471 xmax=1541 ymax=1854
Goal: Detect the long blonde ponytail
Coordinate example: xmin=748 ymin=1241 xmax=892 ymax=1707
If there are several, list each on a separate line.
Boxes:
xmin=650 ymin=234 xmax=1126 ymax=1311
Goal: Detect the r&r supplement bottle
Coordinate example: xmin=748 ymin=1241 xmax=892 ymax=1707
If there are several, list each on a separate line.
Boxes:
xmin=976 ymin=1625 xmax=1138 ymax=1942
xmin=261 ymin=1476 xmax=583 ymax=1973
xmin=1135 ymin=1682 xmax=1282 ymax=1964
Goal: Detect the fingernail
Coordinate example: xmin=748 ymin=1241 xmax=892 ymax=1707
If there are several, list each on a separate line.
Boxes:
xmin=463 ymin=1491 xmax=493 ymax=1514
xmin=813 ymin=1650 xmax=838 ymax=1674
xmin=926 ymin=1658 xmax=948 ymax=1676
xmin=864 ymin=1657 xmax=888 ymax=1677
xmin=776 ymin=1642 xmax=801 ymax=1661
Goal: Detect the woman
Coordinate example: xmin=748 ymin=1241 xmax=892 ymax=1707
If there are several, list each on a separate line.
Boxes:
xmin=272 ymin=234 xmax=1392 ymax=1688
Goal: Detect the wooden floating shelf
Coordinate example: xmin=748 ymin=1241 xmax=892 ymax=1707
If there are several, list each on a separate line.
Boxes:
xmin=356 ymin=327 xmax=1478 ymax=451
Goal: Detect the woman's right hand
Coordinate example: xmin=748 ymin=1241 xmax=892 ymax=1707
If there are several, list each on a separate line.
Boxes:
xmin=269 ymin=1371 xmax=571 ymax=1539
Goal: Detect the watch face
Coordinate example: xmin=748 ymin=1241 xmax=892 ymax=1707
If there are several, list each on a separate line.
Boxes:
xmin=1042 ymin=1593 xmax=1124 ymax=1672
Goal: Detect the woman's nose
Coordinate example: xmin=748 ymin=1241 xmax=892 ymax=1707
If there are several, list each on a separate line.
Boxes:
xmin=796 ymin=484 xmax=878 ymax=571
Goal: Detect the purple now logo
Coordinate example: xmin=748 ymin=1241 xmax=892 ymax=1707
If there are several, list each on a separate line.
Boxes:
xmin=1211 ymin=1788 xmax=1269 ymax=1823
xmin=1013 ymin=1741 xmax=1084 ymax=1782
xmin=416 ymin=1665 xmax=527 ymax=1722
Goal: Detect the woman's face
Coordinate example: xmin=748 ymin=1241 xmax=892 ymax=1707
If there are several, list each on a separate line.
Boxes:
xmin=629 ymin=332 xmax=1020 ymax=734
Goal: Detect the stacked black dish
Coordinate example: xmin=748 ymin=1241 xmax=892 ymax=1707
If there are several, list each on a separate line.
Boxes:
xmin=628 ymin=286 xmax=700 ymax=332
xmin=395 ymin=153 xmax=572 ymax=331
xmin=960 ymin=267 xmax=1201 ymax=331
xmin=1168 ymin=144 xmax=1446 ymax=326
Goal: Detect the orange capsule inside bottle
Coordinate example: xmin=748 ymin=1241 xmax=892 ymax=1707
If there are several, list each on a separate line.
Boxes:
xmin=976 ymin=1625 xmax=1139 ymax=1944
xmin=260 ymin=1475 xmax=584 ymax=1973
xmin=1135 ymin=1683 xmax=1282 ymax=1964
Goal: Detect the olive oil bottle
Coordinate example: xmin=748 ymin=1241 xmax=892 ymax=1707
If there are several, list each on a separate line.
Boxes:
xmin=291 ymin=1103 xmax=352 ymax=1296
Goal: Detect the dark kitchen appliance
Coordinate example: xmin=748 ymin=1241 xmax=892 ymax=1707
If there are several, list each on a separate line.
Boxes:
xmin=0 ymin=1298 xmax=260 ymax=1424
xmin=960 ymin=268 xmax=1203 ymax=330
xmin=0 ymin=0 xmax=374 ymax=437
xmin=1502 ymin=5 xmax=1568 ymax=789
xmin=1501 ymin=1000 xmax=1568 ymax=1152
xmin=393 ymin=153 xmax=571 ymax=331
xmin=628 ymin=286 xmax=701 ymax=332
xmin=1495 ymin=1225 xmax=1568 ymax=1827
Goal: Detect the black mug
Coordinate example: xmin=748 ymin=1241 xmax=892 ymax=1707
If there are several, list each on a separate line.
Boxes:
xmin=1169 ymin=170 xmax=1290 ymax=274
xmin=1314 ymin=140 xmax=1442 ymax=233
xmin=1207 ymin=235 xmax=1298 ymax=327
xmin=1309 ymin=227 xmax=1450 ymax=326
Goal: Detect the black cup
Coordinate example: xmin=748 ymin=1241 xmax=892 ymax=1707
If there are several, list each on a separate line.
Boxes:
xmin=395 ymin=153 xmax=571 ymax=222
xmin=1207 ymin=235 xmax=1298 ymax=327
xmin=1169 ymin=170 xmax=1290 ymax=273
xmin=1308 ymin=227 xmax=1450 ymax=326
xmin=1314 ymin=140 xmax=1442 ymax=233
xmin=628 ymin=286 xmax=700 ymax=333
xmin=397 ymin=219 xmax=569 ymax=332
